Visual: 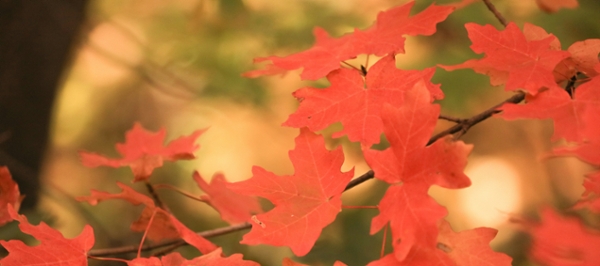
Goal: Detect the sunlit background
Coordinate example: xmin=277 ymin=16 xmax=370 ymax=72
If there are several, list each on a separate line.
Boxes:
xmin=33 ymin=0 xmax=600 ymax=265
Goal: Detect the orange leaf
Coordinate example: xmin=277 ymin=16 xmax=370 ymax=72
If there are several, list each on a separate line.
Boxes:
xmin=194 ymin=172 xmax=263 ymax=224
xmin=228 ymin=128 xmax=354 ymax=256
xmin=0 ymin=205 xmax=94 ymax=266
xmin=79 ymin=123 xmax=206 ymax=182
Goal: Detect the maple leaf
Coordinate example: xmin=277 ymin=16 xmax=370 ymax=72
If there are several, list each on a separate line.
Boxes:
xmin=244 ymin=1 xmax=453 ymax=80
xmin=500 ymin=73 xmax=600 ymax=142
xmin=228 ymin=128 xmax=354 ymax=256
xmin=193 ymin=171 xmax=263 ymax=224
xmin=440 ymin=22 xmax=570 ymax=95
xmin=536 ymin=0 xmax=578 ymax=13
xmin=363 ymin=84 xmax=471 ymax=261
xmin=565 ymin=39 xmax=600 ymax=77
xmin=284 ymin=55 xmax=442 ymax=146
xmin=80 ymin=122 xmax=206 ymax=182
xmin=0 ymin=167 xmax=23 ymax=226
xmin=368 ymin=220 xmax=511 ymax=265
xmin=571 ymin=171 xmax=600 ymax=212
xmin=363 ymin=82 xmax=472 ymax=188
xmin=78 ymin=182 xmax=218 ymax=254
xmin=370 ymin=184 xmax=448 ymax=262
xmin=128 ymin=248 xmax=259 ymax=266
xmin=436 ymin=221 xmax=512 ymax=265
xmin=0 ymin=205 xmax=94 ymax=266
xmin=528 ymin=208 xmax=600 ymax=266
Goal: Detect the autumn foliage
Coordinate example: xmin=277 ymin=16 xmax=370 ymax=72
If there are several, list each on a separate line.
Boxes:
xmin=2 ymin=0 xmax=600 ymax=265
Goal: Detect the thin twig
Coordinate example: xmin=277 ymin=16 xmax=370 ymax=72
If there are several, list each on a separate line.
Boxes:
xmin=153 ymin=184 xmax=205 ymax=202
xmin=144 ymin=181 xmax=167 ymax=210
xmin=88 ymin=222 xmax=251 ymax=257
xmin=438 ymin=115 xmax=465 ymax=123
xmin=344 ymin=170 xmax=375 ymax=191
xmin=428 ymin=92 xmax=525 ymax=145
xmin=482 ymin=0 xmax=508 ymax=27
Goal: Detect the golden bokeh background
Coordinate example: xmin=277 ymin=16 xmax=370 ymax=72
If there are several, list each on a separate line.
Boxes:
xmin=35 ymin=0 xmax=600 ymax=265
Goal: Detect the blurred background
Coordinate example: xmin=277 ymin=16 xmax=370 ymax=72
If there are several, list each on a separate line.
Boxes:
xmin=1 ymin=0 xmax=600 ymax=265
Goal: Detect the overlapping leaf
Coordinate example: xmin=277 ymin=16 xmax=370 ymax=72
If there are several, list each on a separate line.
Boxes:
xmin=0 ymin=205 xmax=94 ymax=266
xmin=363 ymin=82 xmax=472 ymax=188
xmin=369 ymin=221 xmax=511 ymax=265
xmin=284 ymin=55 xmax=442 ymax=146
xmin=528 ymin=208 xmax=600 ymax=265
xmin=363 ymin=84 xmax=472 ymax=261
xmin=193 ymin=171 xmax=263 ymax=224
xmin=244 ymin=1 xmax=453 ymax=80
xmin=80 ymin=123 xmax=206 ymax=182
xmin=441 ymin=22 xmax=570 ymax=95
xmin=228 ymin=128 xmax=354 ymax=256
xmin=500 ymin=69 xmax=600 ymax=142
xmin=128 ymin=248 xmax=259 ymax=266
xmin=78 ymin=182 xmax=218 ymax=254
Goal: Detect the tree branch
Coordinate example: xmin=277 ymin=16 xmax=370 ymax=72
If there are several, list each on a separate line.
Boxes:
xmin=482 ymin=0 xmax=509 ymax=27
xmin=429 ymin=92 xmax=525 ymax=145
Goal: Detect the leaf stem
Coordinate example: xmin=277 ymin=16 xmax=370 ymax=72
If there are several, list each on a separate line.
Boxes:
xmin=88 ymin=222 xmax=251 ymax=257
xmin=138 ymin=209 xmax=157 ymax=258
xmin=144 ymin=181 xmax=167 ymax=210
xmin=438 ymin=114 xmax=466 ymax=123
xmin=428 ymin=92 xmax=525 ymax=145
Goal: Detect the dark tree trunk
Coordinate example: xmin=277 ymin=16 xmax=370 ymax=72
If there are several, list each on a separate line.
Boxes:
xmin=0 ymin=0 xmax=89 ymax=208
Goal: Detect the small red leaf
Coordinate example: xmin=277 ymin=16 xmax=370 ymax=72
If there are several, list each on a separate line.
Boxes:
xmin=78 ymin=182 xmax=218 ymax=254
xmin=193 ymin=171 xmax=263 ymax=224
xmin=79 ymin=123 xmax=206 ymax=182
xmin=284 ymin=55 xmax=442 ymax=146
xmin=228 ymin=128 xmax=354 ymax=256
xmin=441 ymin=22 xmax=570 ymax=95
xmin=244 ymin=1 xmax=453 ymax=80
xmin=0 ymin=205 xmax=95 ymax=266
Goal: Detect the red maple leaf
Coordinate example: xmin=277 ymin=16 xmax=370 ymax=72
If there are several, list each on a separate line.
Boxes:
xmin=80 ymin=122 xmax=206 ymax=182
xmin=0 ymin=167 xmax=23 ymax=226
xmin=363 ymin=82 xmax=472 ymax=188
xmin=363 ymin=84 xmax=472 ymax=261
xmin=128 ymin=248 xmax=259 ymax=266
xmin=441 ymin=22 xmax=570 ymax=95
xmin=536 ymin=0 xmax=579 ymax=13
xmin=369 ymin=220 xmax=511 ymax=265
xmin=435 ymin=221 xmax=512 ymax=265
xmin=570 ymin=172 xmax=600 ymax=212
xmin=528 ymin=208 xmax=600 ymax=266
xmin=78 ymin=182 xmax=218 ymax=254
xmin=370 ymin=184 xmax=448 ymax=262
xmin=500 ymin=72 xmax=600 ymax=142
xmin=284 ymin=55 xmax=442 ymax=146
xmin=193 ymin=171 xmax=263 ymax=224
xmin=244 ymin=1 xmax=453 ymax=80
xmin=565 ymin=39 xmax=600 ymax=77
xmin=0 ymin=205 xmax=94 ymax=266
xmin=228 ymin=128 xmax=354 ymax=256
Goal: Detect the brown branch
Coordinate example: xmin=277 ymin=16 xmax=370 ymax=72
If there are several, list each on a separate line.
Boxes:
xmin=482 ymin=0 xmax=509 ymax=27
xmin=88 ymin=222 xmax=251 ymax=257
xmin=428 ymin=92 xmax=525 ymax=145
xmin=438 ymin=115 xmax=466 ymax=124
